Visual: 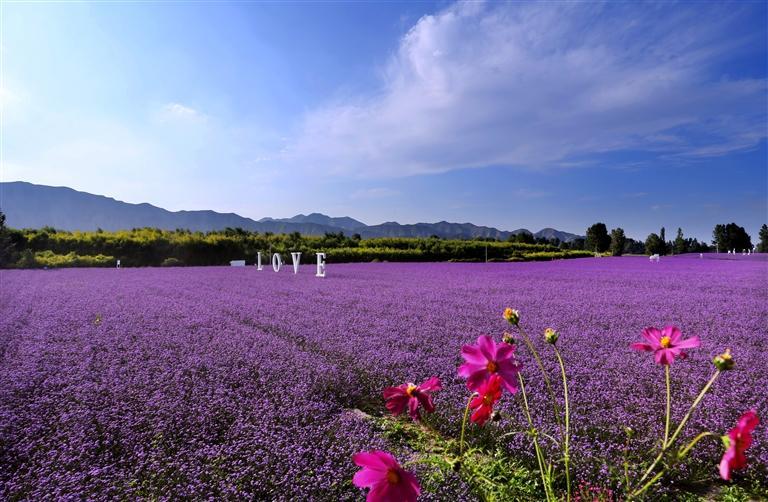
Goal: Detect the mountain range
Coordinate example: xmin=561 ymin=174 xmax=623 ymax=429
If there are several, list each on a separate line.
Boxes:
xmin=0 ymin=182 xmax=582 ymax=242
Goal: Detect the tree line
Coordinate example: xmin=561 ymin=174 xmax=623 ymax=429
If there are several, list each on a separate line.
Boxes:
xmin=0 ymin=210 xmax=765 ymax=268
xmin=583 ymin=221 xmax=766 ymax=256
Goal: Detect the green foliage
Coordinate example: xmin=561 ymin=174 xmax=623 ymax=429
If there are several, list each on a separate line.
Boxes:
xmin=2 ymin=227 xmax=599 ymax=267
xmin=31 ymin=250 xmax=115 ymax=268
xmin=585 ymin=223 xmax=610 ymax=253
xmin=758 ymin=224 xmax=768 ymax=253
xmin=674 ymin=228 xmax=686 ymax=255
xmin=713 ymin=223 xmax=752 ymax=252
xmin=645 ymin=233 xmax=665 ymax=255
xmin=609 ymin=228 xmax=626 ymax=256
xmin=0 ymin=210 xmax=12 ymax=267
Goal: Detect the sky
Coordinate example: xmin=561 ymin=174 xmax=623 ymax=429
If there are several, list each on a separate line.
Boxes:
xmin=1 ymin=0 xmax=766 ymax=241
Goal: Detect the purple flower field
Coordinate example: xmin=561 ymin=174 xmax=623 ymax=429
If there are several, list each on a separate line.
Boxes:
xmin=1 ymin=256 xmax=766 ymax=499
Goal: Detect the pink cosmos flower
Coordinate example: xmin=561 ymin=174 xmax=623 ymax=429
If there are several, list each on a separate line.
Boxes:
xmin=458 ymin=335 xmax=521 ymax=393
xmin=352 ymin=450 xmax=421 ymax=502
xmin=383 ymin=377 xmax=442 ymax=421
xmin=470 ymin=374 xmax=503 ymax=426
xmin=720 ymin=410 xmax=760 ymax=481
xmin=630 ymin=325 xmax=700 ymax=365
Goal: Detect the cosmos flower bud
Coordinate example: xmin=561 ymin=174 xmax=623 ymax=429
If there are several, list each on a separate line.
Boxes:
xmin=502 ymin=332 xmax=515 ymax=345
xmin=713 ymin=349 xmax=734 ymax=371
xmin=503 ymin=308 xmax=519 ymax=325
xmin=544 ymin=328 xmax=559 ymax=345
xmin=624 ymin=426 xmax=634 ymax=438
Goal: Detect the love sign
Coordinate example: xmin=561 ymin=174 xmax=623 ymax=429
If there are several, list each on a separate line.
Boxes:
xmin=255 ymin=252 xmax=326 ymax=277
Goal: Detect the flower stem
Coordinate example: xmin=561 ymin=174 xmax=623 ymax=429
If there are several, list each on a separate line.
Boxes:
xmin=554 ymin=346 xmax=571 ymax=502
xmin=631 ymin=370 xmax=721 ymax=496
xmin=519 ymin=373 xmax=554 ymax=502
xmin=517 ymin=324 xmax=563 ymax=432
xmin=459 ymin=392 xmax=476 ymax=456
xmin=663 ymin=364 xmax=671 ymax=448
xmin=678 ymin=431 xmax=716 ymax=459
xmin=666 ymin=370 xmax=720 ymax=446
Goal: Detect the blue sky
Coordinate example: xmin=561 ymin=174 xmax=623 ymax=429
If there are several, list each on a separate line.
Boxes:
xmin=2 ymin=1 xmax=766 ymax=241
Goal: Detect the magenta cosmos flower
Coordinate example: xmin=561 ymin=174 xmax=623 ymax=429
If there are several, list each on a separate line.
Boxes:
xmin=470 ymin=374 xmax=503 ymax=426
xmin=352 ymin=450 xmax=420 ymax=502
xmin=720 ymin=410 xmax=760 ymax=481
xmin=630 ymin=325 xmax=700 ymax=365
xmin=383 ymin=377 xmax=442 ymax=421
xmin=458 ymin=335 xmax=521 ymax=393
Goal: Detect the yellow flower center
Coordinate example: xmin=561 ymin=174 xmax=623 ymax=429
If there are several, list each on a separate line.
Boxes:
xmin=405 ymin=384 xmax=418 ymax=397
xmin=660 ymin=336 xmax=671 ymax=348
xmin=483 ymin=394 xmax=494 ymax=406
xmin=386 ymin=469 xmax=400 ymax=485
xmin=486 ymin=361 xmax=498 ymax=373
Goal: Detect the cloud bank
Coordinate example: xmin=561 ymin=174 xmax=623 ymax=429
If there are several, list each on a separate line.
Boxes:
xmin=287 ymin=1 xmax=766 ymax=177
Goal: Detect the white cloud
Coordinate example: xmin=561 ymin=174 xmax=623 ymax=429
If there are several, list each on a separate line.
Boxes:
xmin=286 ymin=1 xmax=766 ymax=178
xmin=159 ymin=102 xmax=205 ymax=122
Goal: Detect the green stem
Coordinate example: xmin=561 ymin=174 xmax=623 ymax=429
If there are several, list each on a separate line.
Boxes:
xmin=623 ymin=432 xmax=632 ymax=494
xmin=519 ymin=373 xmax=554 ymax=502
xmin=678 ymin=431 xmax=716 ymax=459
xmin=667 ymin=370 xmax=720 ymax=447
xmin=663 ymin=365 xmax=671 ymax=449
xmin=554 ymin=346 xmax=571 ymax=502
xmin=631 ymin=370 xmax=721 ymax=494
xmin=517 ymin=324 xmax=563 ymax=432
xmin=631 ymin=470 xmax=665 ymax=500
xmin=459 ymin=392 xmax=476 ymax=456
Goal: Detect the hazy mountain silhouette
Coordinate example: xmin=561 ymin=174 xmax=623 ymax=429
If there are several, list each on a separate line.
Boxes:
xmin=1 ymin=181 xmax=582 ymax=241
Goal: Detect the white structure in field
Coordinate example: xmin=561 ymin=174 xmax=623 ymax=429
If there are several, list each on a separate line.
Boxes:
xmin=649 ymin=254 xmax=660 ymax=262
xmin=116 ymin=259 xmax=121 ymax=269
xmin=316 ymin=253 xmax=326 ymax=277
xmin=230 ymin=260 xmax=246 ymax=267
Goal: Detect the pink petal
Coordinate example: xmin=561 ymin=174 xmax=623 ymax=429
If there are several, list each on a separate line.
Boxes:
xmin=466 ymin=369 xmax=489 ymax=392
xmin=385 ymin=395 xmax=409 ymax=416
xmin=418 ymin=376 xmax=441 ymax=392
xmin=366 ymin=480 xmax=392 ymax=502
xmin=663 ymin=325 xmax=682 ymax=343
xmin=655 ymin=349 xmax=673 ymax=365
xmin=630 ymin=342 xmax=654 ymax=352
xmin=458 ymin=362 xmax=485 ymax=378
xmin=641 ymin=327 xmax=662 ymax=345
xmin=497 ymin=371 xmax=519 ymax=394
xmin=353 ymin=452 xmax=390 ymax=471
xmin=674 ymin=335 xmax=700 ymax=350
xmin=477 ymin=335 xmax=496 ymax=360
xmin=353 ymin=467 xmax=384 ymax=488
xmin=383 ymin=386 xmax=407 ymax=400
xmin=461 ymin=345 xmax=488 ymax=364
xmin=416 ymin=393 xmax=435 ymax=414
xmin=408 ymin=397 xmax=420 ymax=420
xmin=400 ymin=469 xmax=421 ymax=499
xmin=738 ymin=410 xmax=760 ymax=431
xmin=720 ymin=454 xmax=732 ymax=480
xmin=495 ymin=343 xmax=515 ymax=361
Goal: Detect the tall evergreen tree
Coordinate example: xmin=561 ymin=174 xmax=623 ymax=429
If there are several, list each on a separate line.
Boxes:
xmin=609 ymin=227 xmax=626 ymax=256
xmin=585 ymin=223 xmax=611 ymax=253
xmin=673 ymin=228 xmax=687 ymax=255
xmin=758 ymin=224 xmax=768 ymax=253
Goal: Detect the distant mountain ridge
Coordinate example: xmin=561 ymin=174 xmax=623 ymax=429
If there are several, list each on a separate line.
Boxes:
xmin=0 ymin=182 xmax=582 ymax=242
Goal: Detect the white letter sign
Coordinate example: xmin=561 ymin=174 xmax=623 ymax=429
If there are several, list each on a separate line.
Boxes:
xmin=291 ymin=252 xmax=302 ymax=274
xmin=316 ymin=252 xmax=326 ymax=277
xmin=272 ymin=253 xmax=282 ymax=272
xmin=256 ymin=252 xmax=263 ymax=270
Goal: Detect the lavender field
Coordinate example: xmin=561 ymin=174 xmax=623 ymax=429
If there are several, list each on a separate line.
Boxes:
xmin=1 ymin=256 xmax=766 ymax=500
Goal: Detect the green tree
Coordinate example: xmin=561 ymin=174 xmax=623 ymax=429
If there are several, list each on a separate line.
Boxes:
xmin=713 ymin=223 xmax=752 ymax=252
xmin=673 ymin=228 xmax=687 ymax=255
xmin=645 ymin=233 xmax=665 ymax=255
xmin=758 ymin=224 xmax=768 ymax=253
xmin=514 ymin=231 xmax=535 ymax=244
xmin=585 ymin=223 xmax=610 ymax=253
xmin=0 ymin=210 xmax=13 ymax=267
xmin=609 ymin=227 xmax=626 ymax=256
